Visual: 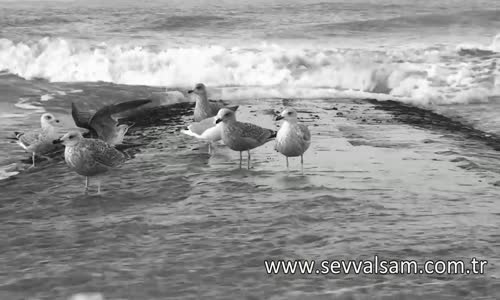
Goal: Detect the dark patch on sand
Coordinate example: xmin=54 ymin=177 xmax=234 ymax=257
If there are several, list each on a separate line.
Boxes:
xmin=366 ymin=98 xmax=500 ymax=151
xmin=121 ymin=101 xmax=194 ymax=128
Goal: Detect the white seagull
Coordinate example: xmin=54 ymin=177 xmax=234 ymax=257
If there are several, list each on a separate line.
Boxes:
xmin=275 ymin=108 xmax=311 ymax=170
xmin=181 ymin=116 xmax=222 ymax=153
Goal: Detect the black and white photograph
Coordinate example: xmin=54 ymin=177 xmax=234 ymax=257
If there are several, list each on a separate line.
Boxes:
xmin=0 ymin=0 xmax=499 ymax=299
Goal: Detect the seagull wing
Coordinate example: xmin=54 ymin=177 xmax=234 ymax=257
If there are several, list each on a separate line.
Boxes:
xmin=86 ymin=139 xmax=128 ymax=168
xmin=298 ymin=124 xmax=311 ymax=142
xmin=90 ymin=99 xmax=151 ymax=143
xmin=239 ymin=122 xmax=276 ymax=143
xmin=71 ymin=102 xmax=95 ymax=130
xmin=15 ymin=131 xmax=41 ymax=149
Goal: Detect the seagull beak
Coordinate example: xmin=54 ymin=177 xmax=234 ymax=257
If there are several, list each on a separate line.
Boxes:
xmin=187 ymin=90 xmax=193 ymax=94
xmin=215 ymin=118 xmax=222 ymax=124
xmin=53 ymin=139 xmax=62 ymax=144
xmin=275 ymin=115 xmax=284 ymax=121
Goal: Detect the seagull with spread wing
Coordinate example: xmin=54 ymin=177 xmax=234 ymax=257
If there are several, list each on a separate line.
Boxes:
xmin=71 ymin=99 xmax=150 ymax=145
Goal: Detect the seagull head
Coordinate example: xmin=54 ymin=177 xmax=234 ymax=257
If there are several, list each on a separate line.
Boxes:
xmin=40 ymin=113 xmax=61 ymax=128
xmin=53 ymin=130 xmax=83 ymax=146
xmin=215 ymin=108 xmax=236 ymax=124
xmin=275 ymin=108 xmax=298 ymax=122
xmin=117 ymin=124 xmax=131 ymax=135
xmin=187 ymin=83 xmax=207 ymax=96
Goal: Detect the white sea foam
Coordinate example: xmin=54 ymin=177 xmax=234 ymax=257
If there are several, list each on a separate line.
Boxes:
xmin=40 ymin=94 xmax=54 ymax=101
xmin=456 ymin=33 xmax=500 ymax=55
xmin=0 ymin=37 xmax=498 ymax=106
xmin=14 ymin=98 xmax=45 ymax=112
xmin=68 ymin=293 xmax=104 ymax=300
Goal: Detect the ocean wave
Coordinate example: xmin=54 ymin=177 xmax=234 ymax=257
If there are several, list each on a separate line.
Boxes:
xmin=315 ymin=10 xmax=500 ymax=34
xmin=457 ymin=33 xmax=500 ymax=56
xmin=0 ymin=37 xmax=498 ymax=106
xmin=139 ymin=15 xmax=230 ymax=31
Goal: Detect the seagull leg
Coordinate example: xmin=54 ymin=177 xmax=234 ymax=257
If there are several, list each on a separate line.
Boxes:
xmin=286 ymin=157 xmax=289 ymax=169
xmin=97 ymin=181 xmax=101 ymax=195
xmin=239 ymin=151 xmax=242 ymax=169
xmin=301 ymin=155 xmax=304 ymax=174
xmin=247 ymin=151 xmax=251 ymax=169
xmin=84 ymin=176 xmax=89 ymax=194
xmin=29 ymin=152 xmax=36 ymax=168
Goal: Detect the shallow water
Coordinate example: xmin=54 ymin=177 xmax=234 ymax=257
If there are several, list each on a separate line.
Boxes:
xmin=2 ymin=90 xmax=500 ymax=299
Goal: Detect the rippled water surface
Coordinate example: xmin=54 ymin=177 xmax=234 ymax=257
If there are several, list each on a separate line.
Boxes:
xmin=1 ymin=82 xmax=500 ymax=299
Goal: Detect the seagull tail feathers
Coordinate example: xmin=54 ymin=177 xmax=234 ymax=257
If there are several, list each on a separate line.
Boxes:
xmin=8 ymin=132 xmax=24 ymax=140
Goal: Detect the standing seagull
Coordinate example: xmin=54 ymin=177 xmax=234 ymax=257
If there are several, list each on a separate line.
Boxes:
xmin=11 ymin=113 xmax=63 ymax=167
xmin=215 ymin=108 xmax=276 ymax=169
xmin=53 ymin=131 xmax=136 ymax=194
xmin=188 ymin=83 xmax=239 ymax=122
xmin=181 ymin=116 xmax=222 ymax=153
xmin=275 ymin=108 xmax=311 ymax=170
xmin=71 ymin=99 xmax=151 ymax=145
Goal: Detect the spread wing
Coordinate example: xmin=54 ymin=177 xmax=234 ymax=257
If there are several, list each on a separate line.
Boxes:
xmin=89 ymin=99 xmax=151 ymax=142
xmin=71 ymin=102 xmax=95 ymax=130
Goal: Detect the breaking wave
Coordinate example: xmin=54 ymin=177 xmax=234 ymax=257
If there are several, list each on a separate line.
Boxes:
xmin=457 ymin=33 xmax=500 ymax=56
xmin=0 ymin=36 xmax=498 ymax=105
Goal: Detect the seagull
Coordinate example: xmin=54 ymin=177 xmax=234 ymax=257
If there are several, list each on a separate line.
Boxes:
xmin=71 ymin=99 xmax=151 ymax=145
xmin=107 ymin=123 xmax=135 ymax=146
xmin=181 ymin=116 xmax=222 ymax=153
xmin=275 ymin=108 xmax=311 ymax=170
xmin=188 ymin=83 xmax=239 ymax=122
xmin=53 ymin=130 xmax=138 ymax=194
xmin=215 ymin=108 xmax=276 ymax=169
xmin=10 ymin=113 xmax=63 ymax=167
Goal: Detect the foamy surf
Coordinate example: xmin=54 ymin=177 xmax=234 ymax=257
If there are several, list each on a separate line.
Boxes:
xmin=457 ymin=33 xmax=500 ymax=56
xmin=0 ymin=36 xmax=498 ymax=106
xmin=68 ymin=293 xmax=104 ymax=300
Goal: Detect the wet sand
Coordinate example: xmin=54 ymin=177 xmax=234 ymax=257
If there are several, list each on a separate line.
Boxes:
xmin=1 ymin=95 xmax=500 ymax=299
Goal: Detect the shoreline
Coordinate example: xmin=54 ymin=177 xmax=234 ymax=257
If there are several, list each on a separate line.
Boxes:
xmin=2 ymin=95 xmax=500 ymax=182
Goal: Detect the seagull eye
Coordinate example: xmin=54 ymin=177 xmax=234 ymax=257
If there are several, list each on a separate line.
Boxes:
xmin=46 ymin=116 xmax=52 ymax=120
xmin=68 ymin=135 xmax=74 ymax=139
xmin=287 ymin=112 xmax=292 ymax=115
